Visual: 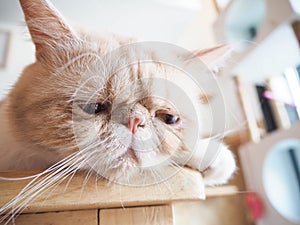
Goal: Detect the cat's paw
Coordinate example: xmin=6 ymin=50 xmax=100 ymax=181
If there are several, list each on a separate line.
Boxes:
xmin=202 ymin=147 xmax=236 ymax=186
xmin=185 ymin=140 xmax=236 ymax=186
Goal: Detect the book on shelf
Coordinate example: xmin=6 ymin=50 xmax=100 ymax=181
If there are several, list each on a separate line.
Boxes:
xmin=255 ymin=84 xmax=277 ymax=133
xmin=262 ymin=70 xmax=299 ymax=128
xmin=296 ymin=64 xmax=300 ymax=78
xmin=245 ymin=82 xmax=266 ymax=132
xmin=284 ymin=67 xmax=300 ymax=119
xmin=266 ymin=77 xmax=292 ymax=129
xmin=233 ymin=76 xmax=263 ymax=142
xmin=234 ymin=69 xmax=300 ymax=140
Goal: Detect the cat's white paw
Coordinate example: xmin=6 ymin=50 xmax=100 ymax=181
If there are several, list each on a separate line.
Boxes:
xmin=185 ymin=139 xmax=236 ymax=186
xmin=202 ymin=147 xmax=236 ymax=186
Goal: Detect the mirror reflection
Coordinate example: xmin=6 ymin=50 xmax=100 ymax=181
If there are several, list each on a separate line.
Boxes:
xmin=263 ymin=139 xmax=300 ymax=223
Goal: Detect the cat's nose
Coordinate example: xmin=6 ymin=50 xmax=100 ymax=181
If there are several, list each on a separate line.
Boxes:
xmin=128 ymin=117 xmax=143 ymax=134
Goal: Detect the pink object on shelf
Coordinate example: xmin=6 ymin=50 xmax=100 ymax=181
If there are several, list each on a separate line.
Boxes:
xmin=263 ymin=90 xmax=296 ymax=107
xmin=245 ymin=192 xmax=264 ymax=221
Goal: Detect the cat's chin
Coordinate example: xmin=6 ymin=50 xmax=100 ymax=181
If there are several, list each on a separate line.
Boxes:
xmin=85 ymin=146 xmax=173 ymax=185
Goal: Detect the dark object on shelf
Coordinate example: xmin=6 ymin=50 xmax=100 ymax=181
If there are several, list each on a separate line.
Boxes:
xmin=255 ymin=85 xmax=277 ymax=132
xmin=288 ymin=148 xmax=300 ymax=192
xmin=249 ymin=26 xmax=257 ymax=40
xmin=297 ymin=65 xmax=300 ymax=78
xmin=285 ymin=104 xmax=299 ymax=124
xmin=292 ymin=20 xmax=300 ymax=46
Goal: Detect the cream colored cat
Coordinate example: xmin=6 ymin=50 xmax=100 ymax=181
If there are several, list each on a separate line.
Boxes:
xmin=0 ymin=0 xmax=235 ymax=192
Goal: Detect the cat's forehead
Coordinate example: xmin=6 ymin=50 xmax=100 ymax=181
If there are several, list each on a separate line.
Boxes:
xmin=67 ymin=44 xmax=201 ymax=114
xmin=75 ymin=49 xmax=176 ymax=95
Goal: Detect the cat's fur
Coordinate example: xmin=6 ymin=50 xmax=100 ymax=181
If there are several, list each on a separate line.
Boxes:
xmin=0 ymin=0 xmax=235 ymax=189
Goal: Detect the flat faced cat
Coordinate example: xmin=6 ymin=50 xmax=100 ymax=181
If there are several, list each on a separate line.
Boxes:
xmin=0 ymin=0 xmax=235 ymax=208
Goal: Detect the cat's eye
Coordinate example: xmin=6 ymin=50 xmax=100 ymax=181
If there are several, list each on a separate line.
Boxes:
xmin=155 ymin=110 xmax=180 ymax=125
xmin=81 ymin=103 xmax=110 ymax=115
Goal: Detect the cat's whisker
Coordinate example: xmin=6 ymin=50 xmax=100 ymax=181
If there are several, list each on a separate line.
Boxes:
xmin=30 ymin=165 xmax=81 ymax=211
xmin=7 ymin=163 xmax=77 ymax=205
xmin=158 ymin=169 xmax=175 ymax=195
xmin=118 ymin=185 xmax=125 ymax=209
xmin=44 ymin=151 xmax=84 ymax=171
xmin=0 ymin=149 xmax=80 ymax=181
xmin=79 ymin=159 xmax=99 ymax=198
xmin=41 ymin=154 xmax=94 ymax=203
xmin=0 ymin=144 xmax=101 ymax=223
xmin=152 ymin=168 xmax=175 ymax=197
xmin=147 ymin=169 xmax=164 ymax=194
xmin=0 ymin=173 xmax=41 ymax=181
xmin=62 ymin=164 xmax=84 ymax=194
xmin=0 ymin=157 xmax=77 ymax=214
xmin=41 ymin=152 xmax=92 ymax=196
xmin=2 ymin=159 xmax=85 ymax=222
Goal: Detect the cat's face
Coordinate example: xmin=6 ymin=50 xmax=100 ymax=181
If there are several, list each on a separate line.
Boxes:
xmin=9 ymin=42 xmax=197 ymax=181
xmin=7 ymin=0 xmax=231 ymax=184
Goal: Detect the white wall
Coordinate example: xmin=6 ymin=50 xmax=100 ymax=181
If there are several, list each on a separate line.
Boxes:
xmin=0 ymin=0 xmax=207 ymax=100
xmin=0 ymin=23 xmax=34 ymax=99
xmin=233 ymin=23 xmax=300 ymax=83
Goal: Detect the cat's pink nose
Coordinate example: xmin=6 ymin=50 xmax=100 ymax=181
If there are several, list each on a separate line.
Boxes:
xmin=128 ymin=117 xmax=142 ymax=134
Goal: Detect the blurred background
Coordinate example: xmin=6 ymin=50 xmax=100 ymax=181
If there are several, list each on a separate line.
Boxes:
xmin=0 ymin=0 xmax=299 ymax=225
xmin=0 ymin=0 xmax=216 ymax=98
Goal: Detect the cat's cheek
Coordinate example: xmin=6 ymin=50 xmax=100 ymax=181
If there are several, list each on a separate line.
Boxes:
xmin=202 ymin=147 xmax=236 ymax=186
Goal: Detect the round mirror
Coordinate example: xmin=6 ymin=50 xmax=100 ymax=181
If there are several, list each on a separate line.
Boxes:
xmin=263 ymin=139 xmax=300 ymax=223
xmin=225 ymin=0 xmax=266 ymax=50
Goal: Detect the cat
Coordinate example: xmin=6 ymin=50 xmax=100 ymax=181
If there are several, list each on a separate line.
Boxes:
xmin=0 ymin=0 xmax=236 ymax=219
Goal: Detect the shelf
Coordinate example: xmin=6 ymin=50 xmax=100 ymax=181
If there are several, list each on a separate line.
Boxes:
xmin=0 ymin=168 xmax=205 ymax=214
xmin=0 ymin=168 xmax=240 ymax=214
xmin=239 ymin=122 xmax=300 ymax=224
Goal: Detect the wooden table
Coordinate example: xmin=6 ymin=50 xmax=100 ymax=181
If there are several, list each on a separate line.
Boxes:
xmin=0 ymin=168 xmax=237 ymax=225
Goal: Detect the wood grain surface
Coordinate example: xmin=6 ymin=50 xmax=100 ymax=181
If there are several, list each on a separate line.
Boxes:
xmin=100 ymin=205 xmax=173 ymax=225
xmin=0 ymin=168 xmax=205 ymax=214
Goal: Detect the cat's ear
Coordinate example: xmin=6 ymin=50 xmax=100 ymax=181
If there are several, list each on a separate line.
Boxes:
xmin=192 ymin=44 xmax=233 ymax=73
xmin=19 ymin=0 xmax=78 ymax=57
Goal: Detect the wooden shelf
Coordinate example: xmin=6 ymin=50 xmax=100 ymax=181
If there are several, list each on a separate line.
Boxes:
xmin=0 ymin=167 xmax=241 ymax=225
xmin=0 ymin=168 xmax=206 ymax=214
xmin=223 ymin=129 xmax=251 ymax=149
xmin=0 ymin=168 xmax=239 ymax=214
